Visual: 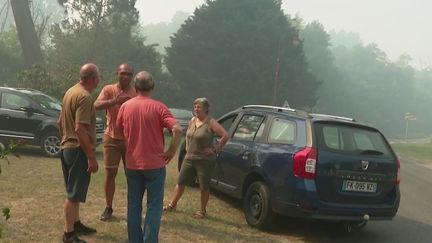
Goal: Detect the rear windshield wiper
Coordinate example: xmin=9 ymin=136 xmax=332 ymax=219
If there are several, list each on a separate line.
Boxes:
xmin=359 ymin=149 xmax=383 ymax=155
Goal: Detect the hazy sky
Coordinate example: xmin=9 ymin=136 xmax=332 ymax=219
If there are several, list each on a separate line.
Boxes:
xmin=137 ymin=0 xmax=431 ymax=68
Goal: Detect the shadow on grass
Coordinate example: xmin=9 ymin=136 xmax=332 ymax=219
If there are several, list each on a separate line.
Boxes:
xmin=12 ymin=145 xmax=104 ymax=159
xmin=88 ymin=234 xmax=127 ymax=243
xmin=208 ymin=188 xmax=432 ymax=243
xmin=208 ymin=189 xmax=319 ymax=241
xmin=163 ymin=217 xmax=272 ymax=243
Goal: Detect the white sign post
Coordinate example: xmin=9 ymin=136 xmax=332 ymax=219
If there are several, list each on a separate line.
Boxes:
xmin=404 ymin=112 xmax=416 ymax=142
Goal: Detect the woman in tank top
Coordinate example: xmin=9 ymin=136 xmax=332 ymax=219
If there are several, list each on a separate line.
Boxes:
xmin=163 ymin=97 xmax=228 ymax=218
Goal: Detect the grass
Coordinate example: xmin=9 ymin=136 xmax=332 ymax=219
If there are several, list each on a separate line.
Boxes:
xmin=3 ymin=140 xmax=425 ymax=242
xmin=0 ymin=146 xmax=304 ymax=243
xmin=391 ymin=142 xmax=432 ymax=164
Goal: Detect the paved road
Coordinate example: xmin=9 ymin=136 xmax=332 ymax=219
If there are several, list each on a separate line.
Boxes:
xmin=272 ymin=159 xmax=432 ymax=243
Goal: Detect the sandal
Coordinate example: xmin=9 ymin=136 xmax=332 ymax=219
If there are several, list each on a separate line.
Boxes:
xmin=163 ymin=203 xmax=176 ymax=212
xmin=193 ymin=210 xmax=206 ymax=219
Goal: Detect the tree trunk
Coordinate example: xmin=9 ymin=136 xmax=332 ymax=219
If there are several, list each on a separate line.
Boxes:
xmin=10 ymin=0 xmax=43 ymax=67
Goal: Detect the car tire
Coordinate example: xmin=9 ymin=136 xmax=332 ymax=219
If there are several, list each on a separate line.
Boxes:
xmin=40 ymin=131 xmax=61 ymax=157
xmin=243 ymin=181 xmax=275 ymax=230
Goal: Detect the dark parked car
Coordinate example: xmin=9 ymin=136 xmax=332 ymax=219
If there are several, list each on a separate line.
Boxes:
xmin=0 ymin=87 xmax=104 ymax=157
xmin=169 ymin=108 xmax=193 ymax=134
xmin=178 ymin=105 xmax=400 ymax=230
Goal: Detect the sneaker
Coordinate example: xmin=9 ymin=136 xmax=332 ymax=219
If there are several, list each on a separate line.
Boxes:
xmin=74 ymin=221 xmax=96 ymax=235
xmin=163 ymin=203 xmax=176 ymax=212
xmin=100 ymin=207 xmax=113 ymax=221
xmin=63 ymin=233 xmax=86 ymax=243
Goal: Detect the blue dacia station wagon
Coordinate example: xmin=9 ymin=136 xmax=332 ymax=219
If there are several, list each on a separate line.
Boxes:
xmin=178 ymin=105 xmax=400 ymax=230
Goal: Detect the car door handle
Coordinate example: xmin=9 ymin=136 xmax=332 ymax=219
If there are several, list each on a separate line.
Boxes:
xmin=242 ymin=151 xmax=251 ymax=160
xmin=0 ymin=114 xmax=11 ymax=119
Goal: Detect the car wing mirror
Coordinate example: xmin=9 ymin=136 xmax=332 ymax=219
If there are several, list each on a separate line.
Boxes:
xmin=20 ymin=106 xmax=36 ymax=114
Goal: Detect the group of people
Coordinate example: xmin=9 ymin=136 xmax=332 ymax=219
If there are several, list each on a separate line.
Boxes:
xmin=58 ymin=63 xmax=228 ymax=243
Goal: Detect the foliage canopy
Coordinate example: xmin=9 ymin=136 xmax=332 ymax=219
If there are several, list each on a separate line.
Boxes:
xmin=49 ymin=0 xmax=162 ymax=88
xmin=166 ymin=0 xmax=319 ymax=114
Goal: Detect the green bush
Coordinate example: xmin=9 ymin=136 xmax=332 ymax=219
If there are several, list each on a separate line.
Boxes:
xmin=0 ymin=141 xmax=21 ymax=238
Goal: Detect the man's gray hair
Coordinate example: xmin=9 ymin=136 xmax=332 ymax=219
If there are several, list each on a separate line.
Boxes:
xmin=134 ymin=71 xmax=154 ymax=92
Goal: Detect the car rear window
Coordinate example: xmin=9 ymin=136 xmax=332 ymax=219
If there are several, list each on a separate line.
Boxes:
xmin=314 ymin=122 xmax=393 ymax=157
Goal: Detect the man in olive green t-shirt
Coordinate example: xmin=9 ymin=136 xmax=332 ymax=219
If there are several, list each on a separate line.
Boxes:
xmin=59 ymin=63 xmax=100 ymax=243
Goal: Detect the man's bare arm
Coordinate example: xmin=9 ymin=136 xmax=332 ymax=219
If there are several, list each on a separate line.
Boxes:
xmin=163 ymin=123 xmax=182 ymax=163
xmin=58 ymin=111 xmax=63 ymax=138
xmin=75 ymin=123 xmax=98 ymax=173
xmin=94 ymin=93 xmax=131 ymax=110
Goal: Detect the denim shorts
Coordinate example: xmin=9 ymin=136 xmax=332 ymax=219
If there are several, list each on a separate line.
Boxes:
xmin=177 ymin=158 xmax=215 ymax=190
xmin=61 ymin=147 xmax=90 ymax=202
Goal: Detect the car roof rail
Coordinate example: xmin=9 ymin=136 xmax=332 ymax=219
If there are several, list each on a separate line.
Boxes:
xmin=310 ymin=113 xmax=356 ymax=122
xmin=242 ymin=105 xmax=296 ymax=113
xmin=16 ymin=87 xmax=38 ymax=92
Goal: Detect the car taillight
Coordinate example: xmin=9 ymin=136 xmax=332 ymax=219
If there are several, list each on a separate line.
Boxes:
xmin=293 ymin=147 xmax=317 ymax=180
xmin=396 ymin=157 xmax=401 ymax=185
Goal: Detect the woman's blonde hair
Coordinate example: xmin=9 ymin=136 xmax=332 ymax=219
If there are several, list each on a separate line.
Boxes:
xmin=193 ymin=97 xmax=210 ymax=114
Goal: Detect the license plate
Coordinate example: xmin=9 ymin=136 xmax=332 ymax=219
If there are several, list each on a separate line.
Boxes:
xmin=342 ymin=180 xmax=377 ymax=193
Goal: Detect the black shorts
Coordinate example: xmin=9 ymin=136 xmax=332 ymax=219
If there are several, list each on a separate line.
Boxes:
xmin=61 ymin=148 xmax=91 ymax=202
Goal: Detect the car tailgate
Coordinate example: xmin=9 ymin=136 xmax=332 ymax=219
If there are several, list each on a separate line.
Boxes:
xmin=313 ymin=121 xmax=399 ymax=204
xmin=315 ymin=151 xmax=398 ymax=204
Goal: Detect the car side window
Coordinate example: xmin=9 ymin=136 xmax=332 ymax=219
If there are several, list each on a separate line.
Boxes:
xmin=219 ymin=114 xmax=238 ymax=133
xmin=268 ymin=118 xmax=296 ymax=144
xmin=1 ymin=93 xmax=30 ymax=110
xmin=233 ymin=114 xmax=264 ymax=141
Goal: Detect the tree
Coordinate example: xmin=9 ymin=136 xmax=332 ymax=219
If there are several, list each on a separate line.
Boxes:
xmin=142 ymin=11 xmax=190 ymax=55
xmin=411 ymin=68 xmax=432 ymax=136
xmin=50 ymin=0 xmax=163 ymax=85
xmin=301 ymin=21 xmax=351 ymax=115
xmin=10 ymin=0 xmax=43 ymax=67
xmin=166 ymin=0 xmax=319 ymax=114
xmin=0 ymin=29 xmax=23 ymax=83
xmin=332 ymin=44 xmax=415 ymax=136
xmin=329 ymin=29 xmax=363 ymax=49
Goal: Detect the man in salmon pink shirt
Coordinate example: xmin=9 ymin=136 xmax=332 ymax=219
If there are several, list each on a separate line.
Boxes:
xmin=94 ymin=63 xmax=137 ymax=221
xmin=117 ymin=71 xmax=181 ymax=243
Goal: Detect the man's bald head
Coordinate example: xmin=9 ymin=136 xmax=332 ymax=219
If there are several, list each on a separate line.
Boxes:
xmin=80 ymin=63 xmax=99 ymax=83
xmin=134 ymin=71 xmax=154 ymax=92
xmin=117 ymin=63 xmax=134 ymax=73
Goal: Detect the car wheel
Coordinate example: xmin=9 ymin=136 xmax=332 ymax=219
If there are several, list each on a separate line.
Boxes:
xmin=243 ymin=181 xmax=275 ymax=230
xmin=41 ymin=131 xmax=61 ymax=157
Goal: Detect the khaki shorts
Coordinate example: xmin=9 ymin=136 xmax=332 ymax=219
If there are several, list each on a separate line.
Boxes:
xmin=103 ymin=135 xmax=126 ymax=169
xmin=177 ymin=158 xmax=215 ymax=190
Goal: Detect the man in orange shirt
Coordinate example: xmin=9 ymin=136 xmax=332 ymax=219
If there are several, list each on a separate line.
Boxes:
xmin=117 ymin=71 xmax=181 ymax=243
xmin=59 ymin=63 xmax=100 ymax=243
xmin=94 ymin=63 xmax=136 ymax=221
